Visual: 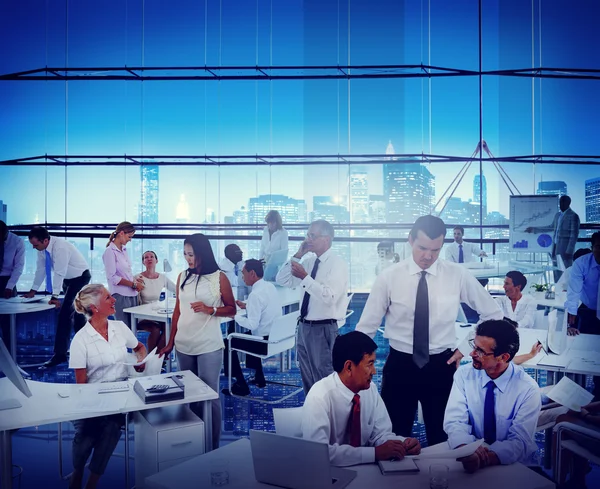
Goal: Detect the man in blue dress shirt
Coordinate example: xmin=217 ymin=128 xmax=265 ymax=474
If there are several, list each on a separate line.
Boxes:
xmin=444 ymin=320 xmax=541 ymax=473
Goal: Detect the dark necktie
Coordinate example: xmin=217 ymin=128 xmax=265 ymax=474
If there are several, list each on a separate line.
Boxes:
xmin=299 ymin=258 xmax=320 ymax=319
xmin=484 ymin=380 xmax=497 ymax=445
xmin=45 ymin=250 xmax=53 ymax=294
xmin=458 ymin=244 xmax=464 ymax=263
xmin=348 ymin=394 xmax=361 ymax=447
xmin=413 ymin=271 xmax=429 ymax=368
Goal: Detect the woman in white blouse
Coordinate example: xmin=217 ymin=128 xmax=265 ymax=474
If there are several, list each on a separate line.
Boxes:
xmin=497 ymin=271 xmax=537 ymax=329
xmin=136 ymin=250 xmax=176 ymax=353
xmin=259 ymin=210 xmax=288 ymax=264
xmin=159 ymin=234 xmax=236 ymax=448
xmin=68 ymin=284 xmax=146 ymax=489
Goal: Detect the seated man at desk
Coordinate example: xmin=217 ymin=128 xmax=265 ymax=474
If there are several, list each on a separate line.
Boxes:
xmin=219 ymin=244 xmax=243 ymax=288
xmin=222 ymin=259 xmax=281 ymax=396
xmin=444 ymin=319 xmax=541 ymax=473
xmin=302 ymin=331 xmax=421 ymax=467
xmin=497 ymin=271 xmax=537 ymax=329
xmin=69 ymin=284 xmax=147 ymax=489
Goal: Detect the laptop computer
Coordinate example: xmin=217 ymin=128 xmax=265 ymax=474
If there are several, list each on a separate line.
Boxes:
xmin=250 ymin=430 xmax=357 ymax=489
xmin=263 ymin=248 xmax=289 ymax=282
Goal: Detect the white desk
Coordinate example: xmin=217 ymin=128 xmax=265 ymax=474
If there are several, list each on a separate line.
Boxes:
xmin=0 ymin=370 xmax=218 ymax=489
xmin=463 ymin=262 xmax=550 ymax=280
xmin=0 ymin=298 xmax=55 ymax=359
xmin=144 ymin=438 xmax=554 ymax=489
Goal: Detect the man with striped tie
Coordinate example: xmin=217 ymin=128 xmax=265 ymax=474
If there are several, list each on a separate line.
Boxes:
xmin=24 ymin=227 xmax=90 ymax=367
xmin=443 ymin=320 xmax=541 ymax=472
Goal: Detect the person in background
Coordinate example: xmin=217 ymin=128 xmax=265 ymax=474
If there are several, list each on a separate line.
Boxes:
xmin=445 ymin=225 xmax=487 ymax=264
xmin=375 ymin=240 xmax=399 ymax=276
xmin=0 ymin=220 xmax=25 ymax=342
xmin=69 ymin=284 xmax=146 ymax=489
xmin=302 ymin=331 xmax=421 ymax=467
xmin=219 ymin=244 xmax=243 ymax=288
xmin=276 ymin=219 xmax=349 ymax=395
xmin=222 ymin=258 xmax=281 ymax=396
xmin=159 ymin=233 xmax=236 ymax=449
xmin=24 ymin=226 xmax=91 ymax=367
xmin=444 ymin=320 xmax=541 ymax=473
xmin=259 ymin=210 xmax=289 ymax=265
xmin=496 ymin=271 xmax=537 ymax=329
xmin=526 ymin=195 xmax=580 ymax=281
xmin=356 ymin=215 xmax=503 ymax=447
xmin=136 ymin=250 xmax=176 ymax=353
xmin=102 ymin=221 xmax=144 ymax=328
xmin=555 ymin=248 xmax=591 ymax=294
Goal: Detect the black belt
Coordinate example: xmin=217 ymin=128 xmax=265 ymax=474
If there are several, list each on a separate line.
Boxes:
xmin=299 ymin=318 xmax=337 ymax=325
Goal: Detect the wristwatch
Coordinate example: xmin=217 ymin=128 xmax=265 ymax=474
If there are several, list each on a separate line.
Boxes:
xmin=212 ymin=306 xmax=217 ymax=316
xmin=131 ymin=281 xmax=138 ymax=290
xmin=51 ymin=295 xmax=58 ymax=301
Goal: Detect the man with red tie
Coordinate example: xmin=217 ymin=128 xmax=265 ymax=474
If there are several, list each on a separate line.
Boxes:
xmin=301 ymin=331 xmax=421 ymax=467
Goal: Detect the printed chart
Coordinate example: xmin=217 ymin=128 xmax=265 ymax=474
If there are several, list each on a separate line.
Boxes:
xmin=509 ymin=195 xmax=558 ymax=253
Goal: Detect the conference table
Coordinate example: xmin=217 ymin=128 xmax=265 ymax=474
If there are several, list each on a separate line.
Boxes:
xmin=0 ymin=297 xmax=55 ymax=360
xmin=144 ymin=437 xmax=554 ymax=489
xmin=0 ymin=370 xmax=218 ymax=489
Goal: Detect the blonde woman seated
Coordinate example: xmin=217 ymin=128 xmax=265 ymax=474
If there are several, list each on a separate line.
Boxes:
xmin=68 ymin=284 xmax=146 ymax=489
xmin=136 ymin=250 xmax=176 ymax=353
xmin=497 ymin=271 xmax=537 ymax=328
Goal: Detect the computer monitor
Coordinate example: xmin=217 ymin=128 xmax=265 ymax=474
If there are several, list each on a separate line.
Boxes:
xmin=0 ymin=338 xmax=32 ymax=411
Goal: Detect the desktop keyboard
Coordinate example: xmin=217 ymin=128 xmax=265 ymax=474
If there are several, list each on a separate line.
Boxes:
xmin=98 ymin=382 xmax=130 ymax=394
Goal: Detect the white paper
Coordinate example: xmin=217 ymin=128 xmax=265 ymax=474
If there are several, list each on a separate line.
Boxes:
xmin=546 ymin=377 xmax=594 ymax=412
xmin=378 ymin=458 xmax=419 ymax=473
xmin=122 ymin=347 xmax=158 ymax=366
xmin=408 ymin=439 xmax=484 ymax=460
xmin=65 ymin=393 xmax=128 ymax=414
xmin=536 ymin=353 xmax=571 ymax=369
xmin=571 ymin=335 xmax=600 ymax=352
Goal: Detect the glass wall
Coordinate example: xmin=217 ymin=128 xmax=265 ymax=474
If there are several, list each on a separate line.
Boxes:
xmin=1 ymin=0 xmax=598 ymax=291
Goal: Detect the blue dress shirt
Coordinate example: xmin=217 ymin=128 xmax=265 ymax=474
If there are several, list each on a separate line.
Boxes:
xmin=443 ymin=362 xmax=541 ymax=465
xmin=565 ymin=253 xmax=600 ymax=315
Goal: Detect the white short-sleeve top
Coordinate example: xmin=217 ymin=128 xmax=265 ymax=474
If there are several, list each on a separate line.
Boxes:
xmin=69 ymin=320 xmax=138 ymax=383
xmin=138 ymin=273 xmax=176 ymax=304
xmin=174 ymin=270 xmax=225 ymax=355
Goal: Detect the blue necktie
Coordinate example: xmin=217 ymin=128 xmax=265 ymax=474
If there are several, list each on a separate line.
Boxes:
xmin=234 ymin=263 xmax=239 ymax=275
xmin=45 ymin=250 xmax=53 ymax=294
xmin=484 ymin=380 xmax=496 ymax=445
xmin=300 ymin=258 xmax=320 ymax=319
xmin=458 ymin=244 xmax=464 ymax=263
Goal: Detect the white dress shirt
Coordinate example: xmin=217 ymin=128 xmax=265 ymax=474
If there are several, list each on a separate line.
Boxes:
xmin=69 ymin=320 xmax=139 ymax=383
xmin=356 ymin=257 xmax=503 ymax=355
xmin=259 ymin=227 xmax=289 ymax=263
xmin=443 ymin=362 xmax=541 ymax=465
xmin=276 ymin=248 xmax=349 ymax=324
xmin=1 ymin=232 xmax=25 ymax=290
xmin=302 ymin=372 xmax=402 ymax=466
xmin=497 ymin=294 xmax=537 ymax=329
xmin=445 ymin=241 xmax=484 ymax=263
xmin=219 ymin=257 xmax=240 ymax=287
xmin=235 ymin=278 xmax=282 ymax=337
xmin=32 ymin=236 xmax=89 ymax=293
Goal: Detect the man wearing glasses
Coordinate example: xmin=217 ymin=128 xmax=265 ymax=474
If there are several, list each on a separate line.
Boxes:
xmin=277 ymin=219 xmax=349 ymax=394
xmin=444 ymin=320 xmax=541 ymax=473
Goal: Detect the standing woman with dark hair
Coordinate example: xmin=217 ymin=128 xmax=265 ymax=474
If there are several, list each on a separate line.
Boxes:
xmin=159 ymin=233 xmax=236 ymax=448
xmin=102 ymin=222 xmax=144 ymax=328
xmin=259 ymin=210 xmax=288 ymax=264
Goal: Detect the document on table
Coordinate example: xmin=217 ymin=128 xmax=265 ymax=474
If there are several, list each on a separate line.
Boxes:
xmin=571 ymin=334 xmax=600 ymax=352
xmin=64 ymin=393 xmax=128 ymax=415
xmin=546 ymin=377 xmax=594 ymax=412
xmin=536 ymin=352 xmax=571 ymax=369
xmin=409 ymin=439 xmax=484 ymax=460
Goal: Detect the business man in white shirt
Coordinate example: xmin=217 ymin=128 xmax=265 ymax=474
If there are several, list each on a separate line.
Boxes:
xmin=0 ymin=221 xmax=25 ymax=342
xmin=218 ymin=244 xmax=243 ymax=288
xmin=497 ymin=271 xmax=537 ymax=329
xmin=302 ymin=331 xmax=421 ymax=466
xmin=23 ymin=227 xmax=91 ymax=367
xmin=444 ymin=319 xmax=541 ymax=472
xmin=445 ymin=226 xmax=487 ymax=263
xmin=222 ymin=259 xmax=281 ymax=396
xmin=356 ymin=215 xmax=503 ymax=446
xmin=277 ymin=219 xmax=349 ymax=394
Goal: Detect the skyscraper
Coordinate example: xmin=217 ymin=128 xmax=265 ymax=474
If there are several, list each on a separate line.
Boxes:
xmin=537 ymin=180 xmax=567 ymax=198
xmin=585 ymin=177 xmax=600 ymax=223
xmin=311 ymin=196 xmax=350 ymax=224
xmin=383 ymin=163 xmax=435 ymax=226
xmin=248 ymin=194 xmax=307 ymax=225
xmin=139 ymin=165 xmax=159 ymax=224
xmin=0 ymin=200 xmax=6 ymax=222
xmin=472 ymin=173 xmax=487 ymax=220
xmin=349 ymin=166 xmax=369 ymax=224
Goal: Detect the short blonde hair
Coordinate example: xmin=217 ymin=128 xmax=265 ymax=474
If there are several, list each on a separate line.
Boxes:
xmin=74 ymin=284 xmax=107 ymax=319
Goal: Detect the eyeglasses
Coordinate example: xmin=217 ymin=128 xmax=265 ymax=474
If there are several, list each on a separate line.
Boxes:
xmin=306 ymin=232 xmax=324 ymax=240
xmin=469 ymin=338 xmax=496 ymax=358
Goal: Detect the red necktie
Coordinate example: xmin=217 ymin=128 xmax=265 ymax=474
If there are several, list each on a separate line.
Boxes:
xmin=349 ymin=394 xmax=361 ymax=447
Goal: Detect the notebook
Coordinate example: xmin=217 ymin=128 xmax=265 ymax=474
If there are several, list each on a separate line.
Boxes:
xmin=378 ymin=458 xmax=419 ymax=475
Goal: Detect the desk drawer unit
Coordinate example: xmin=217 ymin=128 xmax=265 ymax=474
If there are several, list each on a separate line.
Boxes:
xmin=135 ymin=405 xmax=205 ymax=488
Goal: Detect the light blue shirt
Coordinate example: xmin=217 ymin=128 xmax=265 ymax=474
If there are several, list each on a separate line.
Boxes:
xmin=565 ymin=253 xmax=600 ymax=315
xmin=443 ymin=362 xmax=541 ymax=465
